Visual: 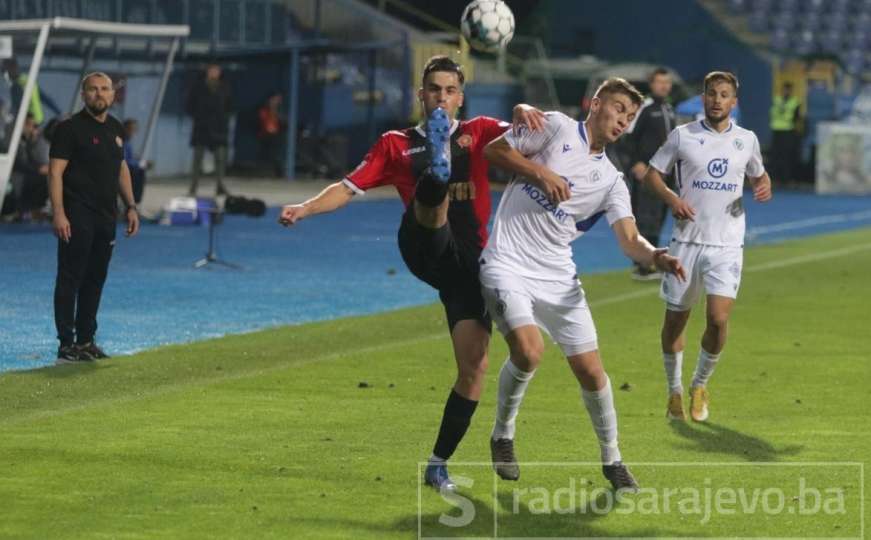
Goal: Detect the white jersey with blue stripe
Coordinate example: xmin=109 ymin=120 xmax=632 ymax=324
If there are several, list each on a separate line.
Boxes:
xmin=483 ymin=112 xmax=634 ymax=281
xmin=649 ymin=119 xmax=765 ymax=247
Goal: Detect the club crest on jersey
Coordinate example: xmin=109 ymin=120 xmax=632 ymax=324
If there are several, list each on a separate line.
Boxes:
xmin=590 ymin=170 xmax=601 ymax=182
xmin=457 ymin=134 xmax=473 ymax=148
xmin=733 ymin=138 xmax=744 ymax=150
xmin=707 ymin=158 xmax=729 ymax=178
xmin=562 ymin=143 xmax=571 ymax=153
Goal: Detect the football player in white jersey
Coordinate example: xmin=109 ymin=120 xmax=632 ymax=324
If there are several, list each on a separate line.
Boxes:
xmin=481 ymin=78 xmax=686 ymax=491
xmin=642 ymin=71 xmax=772 ymax=422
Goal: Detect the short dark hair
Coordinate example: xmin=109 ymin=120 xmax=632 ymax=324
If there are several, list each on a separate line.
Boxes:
xmin=422 ymin=55 xmax=465 ymax=86
xmin=703 ymin=71 xmax=739 ymax=94
xmin=649 ymin=67 xmax=671 ymax=82
xmin=594 ymin=77 xmax=644 ymax=107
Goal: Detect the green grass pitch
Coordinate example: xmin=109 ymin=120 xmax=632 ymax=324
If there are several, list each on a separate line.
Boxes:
xmin=1 ymin=228 xmax=869 ymax=539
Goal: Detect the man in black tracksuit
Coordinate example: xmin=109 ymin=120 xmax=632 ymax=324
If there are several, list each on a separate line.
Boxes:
xmin=625 ymin=67 xmax=677 ymax=280
xmin=49 ymin=72 xmax=140 ymax=363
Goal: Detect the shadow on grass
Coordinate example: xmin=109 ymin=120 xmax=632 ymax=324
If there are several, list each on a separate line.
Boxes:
xmin=670 ymin=420 xmax=804 ymax=461
xmin=386 ymin=489 xmax=686 ymax=538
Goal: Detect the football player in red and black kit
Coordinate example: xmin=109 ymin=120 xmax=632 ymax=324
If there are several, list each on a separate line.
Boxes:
xmin=279 ymin=56 xmax=544 ymax=491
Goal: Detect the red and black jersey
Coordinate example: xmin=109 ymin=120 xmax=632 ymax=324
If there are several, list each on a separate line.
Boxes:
xmin=344 ymin=116 xmax=509 ymax=249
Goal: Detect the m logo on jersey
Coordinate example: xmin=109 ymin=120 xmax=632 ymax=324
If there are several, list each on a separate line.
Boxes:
xmin=707 ymin=158 xmax=729 ymax=178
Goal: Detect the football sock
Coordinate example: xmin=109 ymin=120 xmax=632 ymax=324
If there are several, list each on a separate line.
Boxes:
xmin=492 ymin=357 xmax=536 ymax=441
xmin=691 ymin=348 xmax=720 ymax=388
xmin=581 ymin=376 xmax=622 ymax=465
xmin=432 ymin=389 xmax=478 ymax=461
xmin=414 ymin=172 xmax=449 ymax=207
xmin=663 ymin=351 xmax=684 ymax=395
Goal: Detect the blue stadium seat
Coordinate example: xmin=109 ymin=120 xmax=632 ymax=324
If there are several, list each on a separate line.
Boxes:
xmin=771 ymin=28 xmax=792 ymax=50
xmin=818 ymin=30 xmax=843 ymax=52
xmin=728 ymin=0 xmax=747 ymax=11
xmin=821 ymin=12 xmax=848 ymax=32
xmin=749 ymin=11 xmax=770 ymax=31
xmin=794 ymin=30 xmax=817 ymax=55
xmin=771 ymin=11 xmax=797 ymax=31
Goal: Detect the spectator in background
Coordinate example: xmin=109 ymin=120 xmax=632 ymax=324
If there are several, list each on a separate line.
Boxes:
xmin=624 ymin=67 xmax=677 ymax=281
xmin=2 ymin=58 xmax=61 ymax=125
xmin=186 ymin=62 xmax=233 ymax=197
xmin=8 ymin=113 xmax=50 ymax=221
xmin=769 ymin=81 xmax=802 ymax=184
xmin=257 ymin=92 xmax=286 ymax=177
xmin=123 ymin=119 xmax=147 ymax=204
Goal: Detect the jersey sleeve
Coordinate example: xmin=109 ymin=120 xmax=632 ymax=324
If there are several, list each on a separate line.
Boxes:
xmin=604 ymin=174 xmax=634 ymax=225
xmin=746 ymin=132 xmax=765 ymax=178
xmin=343 ymin=134 xmax=393 ymax=194
xmin=476 ymin=116 xmax=511 ymax=146
xmin=648 ymin=127 xmax=680 ymax=174
xmin=503 ymin=111 xmax=564 ymax=157
xmin=48 ymin=120 xmax=75 ymax=160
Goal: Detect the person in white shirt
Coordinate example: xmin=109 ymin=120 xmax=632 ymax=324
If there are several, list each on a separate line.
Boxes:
xmin=482 ymin=78 xmax=686 ymax=491
xmin=642 ymin=71 xmax=773 ymax=422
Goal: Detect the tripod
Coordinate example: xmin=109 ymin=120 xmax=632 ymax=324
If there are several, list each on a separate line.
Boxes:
xmin=193 ymin=208 xmax=241 ymax=269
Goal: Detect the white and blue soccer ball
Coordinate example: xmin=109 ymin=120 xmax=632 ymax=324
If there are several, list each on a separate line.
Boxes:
xmin=460 ymin=0 xmax=515 ymax=53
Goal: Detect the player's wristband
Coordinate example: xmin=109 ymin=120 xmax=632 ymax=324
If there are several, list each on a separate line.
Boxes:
xmin=126 ymin=204 xmax=138 ymax=212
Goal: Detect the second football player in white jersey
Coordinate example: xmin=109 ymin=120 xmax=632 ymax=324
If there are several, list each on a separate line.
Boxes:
xmin=481 ymin=78 xmax=686 ymax=491
xmin=642 ymin=71 xmax=773 ymax=422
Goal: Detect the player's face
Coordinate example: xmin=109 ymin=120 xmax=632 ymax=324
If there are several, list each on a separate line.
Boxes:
xmin=590 ymin=92 xmax=638 ymax=144
xmin=650 ymin=73 xmax=672 ymax=99
xmin=82 ymin=75 xmax=115 ymax=115
xmin=703 ymin=81 xmax=737 ymax=124
xmin=419 ymin=71 xmax=464 ymax=119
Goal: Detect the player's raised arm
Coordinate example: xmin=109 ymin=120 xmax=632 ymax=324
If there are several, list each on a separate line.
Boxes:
xmin=611 ymin=217 xmax=686 ymax=281
xmin=278 ymin=181 xmax=356 ymax=226
xmin=484 ymin=133 xmax=570 ymax=204
xmin=750 ymin=172 xmax=773 ymax=202
xmin=643 ymin=166 xmax=695 ymax=220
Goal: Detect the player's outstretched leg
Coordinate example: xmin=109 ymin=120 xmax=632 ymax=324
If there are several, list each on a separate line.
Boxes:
xmin=568 ymin=350 xmax=639 ymax=492
xmin=413 ymin=107 xmax=452 ymax=230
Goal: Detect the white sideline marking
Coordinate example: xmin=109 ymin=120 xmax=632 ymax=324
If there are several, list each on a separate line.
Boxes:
xmin=746 ymin=209 xmax=871 ymax=239
xmin=5 ymin=240 xmax=871 ymax=426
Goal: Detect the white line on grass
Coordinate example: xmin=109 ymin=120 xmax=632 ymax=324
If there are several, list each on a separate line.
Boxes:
xmin=5 ymin=240 xmax=871 ymax=425
xmin=745 ymin=209 xmax=871 ymax=239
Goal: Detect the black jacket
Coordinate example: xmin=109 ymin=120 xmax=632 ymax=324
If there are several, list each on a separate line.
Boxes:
xmin=627 ymin=96 xmax=676 ymax=167
xmin=186 ymin=77 xmax=233 ymax=147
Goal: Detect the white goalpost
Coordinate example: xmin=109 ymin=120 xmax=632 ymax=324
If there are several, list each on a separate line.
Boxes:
xmin=0 ymin=17 xmax=189 ymax=213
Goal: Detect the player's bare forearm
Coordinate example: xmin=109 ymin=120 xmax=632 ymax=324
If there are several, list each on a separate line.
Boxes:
xmin=613 ymin=218 xmax=686 ymax=280
xmin=279 ymin=181 xmax=355 ymax=226
xmin=484 ymin=137 xmax=569 ymax=202
xmin=644 ymin=166 xmax=695 ymax=220
xmin=48 ymin=158 xmax=67 ymax=216
xmin=643 ymin=167 xmax=679 ymax=206
xmin=613 ymin=217 xmax=658 ymax=267
xmin=750 ymin=172 xmax=773 ymax=202
xmin=118 ymin=161 xmax=136 ymax=208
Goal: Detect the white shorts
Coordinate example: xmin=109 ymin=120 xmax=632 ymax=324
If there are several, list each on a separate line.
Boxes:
xmin=660 ymin=241 xmax=743 ymax=311
xmin=480 ymin=267 xmax=598 ymax=357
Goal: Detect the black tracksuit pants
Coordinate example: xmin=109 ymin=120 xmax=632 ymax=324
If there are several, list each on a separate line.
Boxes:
xmin=54 ymin=204 xmax=116 ymax=346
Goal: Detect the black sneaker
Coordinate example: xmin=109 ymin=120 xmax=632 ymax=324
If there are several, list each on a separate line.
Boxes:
xmin=490 ymin=438 xmax=520 ymax=481
xmin=76 ymin=342 xmax=110 ymax=360
xmin=602 ymin=461 xmax=639 ymax=492
xmin=56 ymin=344 xmax=93 ymax=365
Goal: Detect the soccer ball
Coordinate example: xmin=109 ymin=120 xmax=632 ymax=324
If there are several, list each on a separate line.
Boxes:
xmin=460 ymin=0 xmax=515 ymax=53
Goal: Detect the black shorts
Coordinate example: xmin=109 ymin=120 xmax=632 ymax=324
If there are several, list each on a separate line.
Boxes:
xmin=397 ymin=210 xmax=491 ymax=333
